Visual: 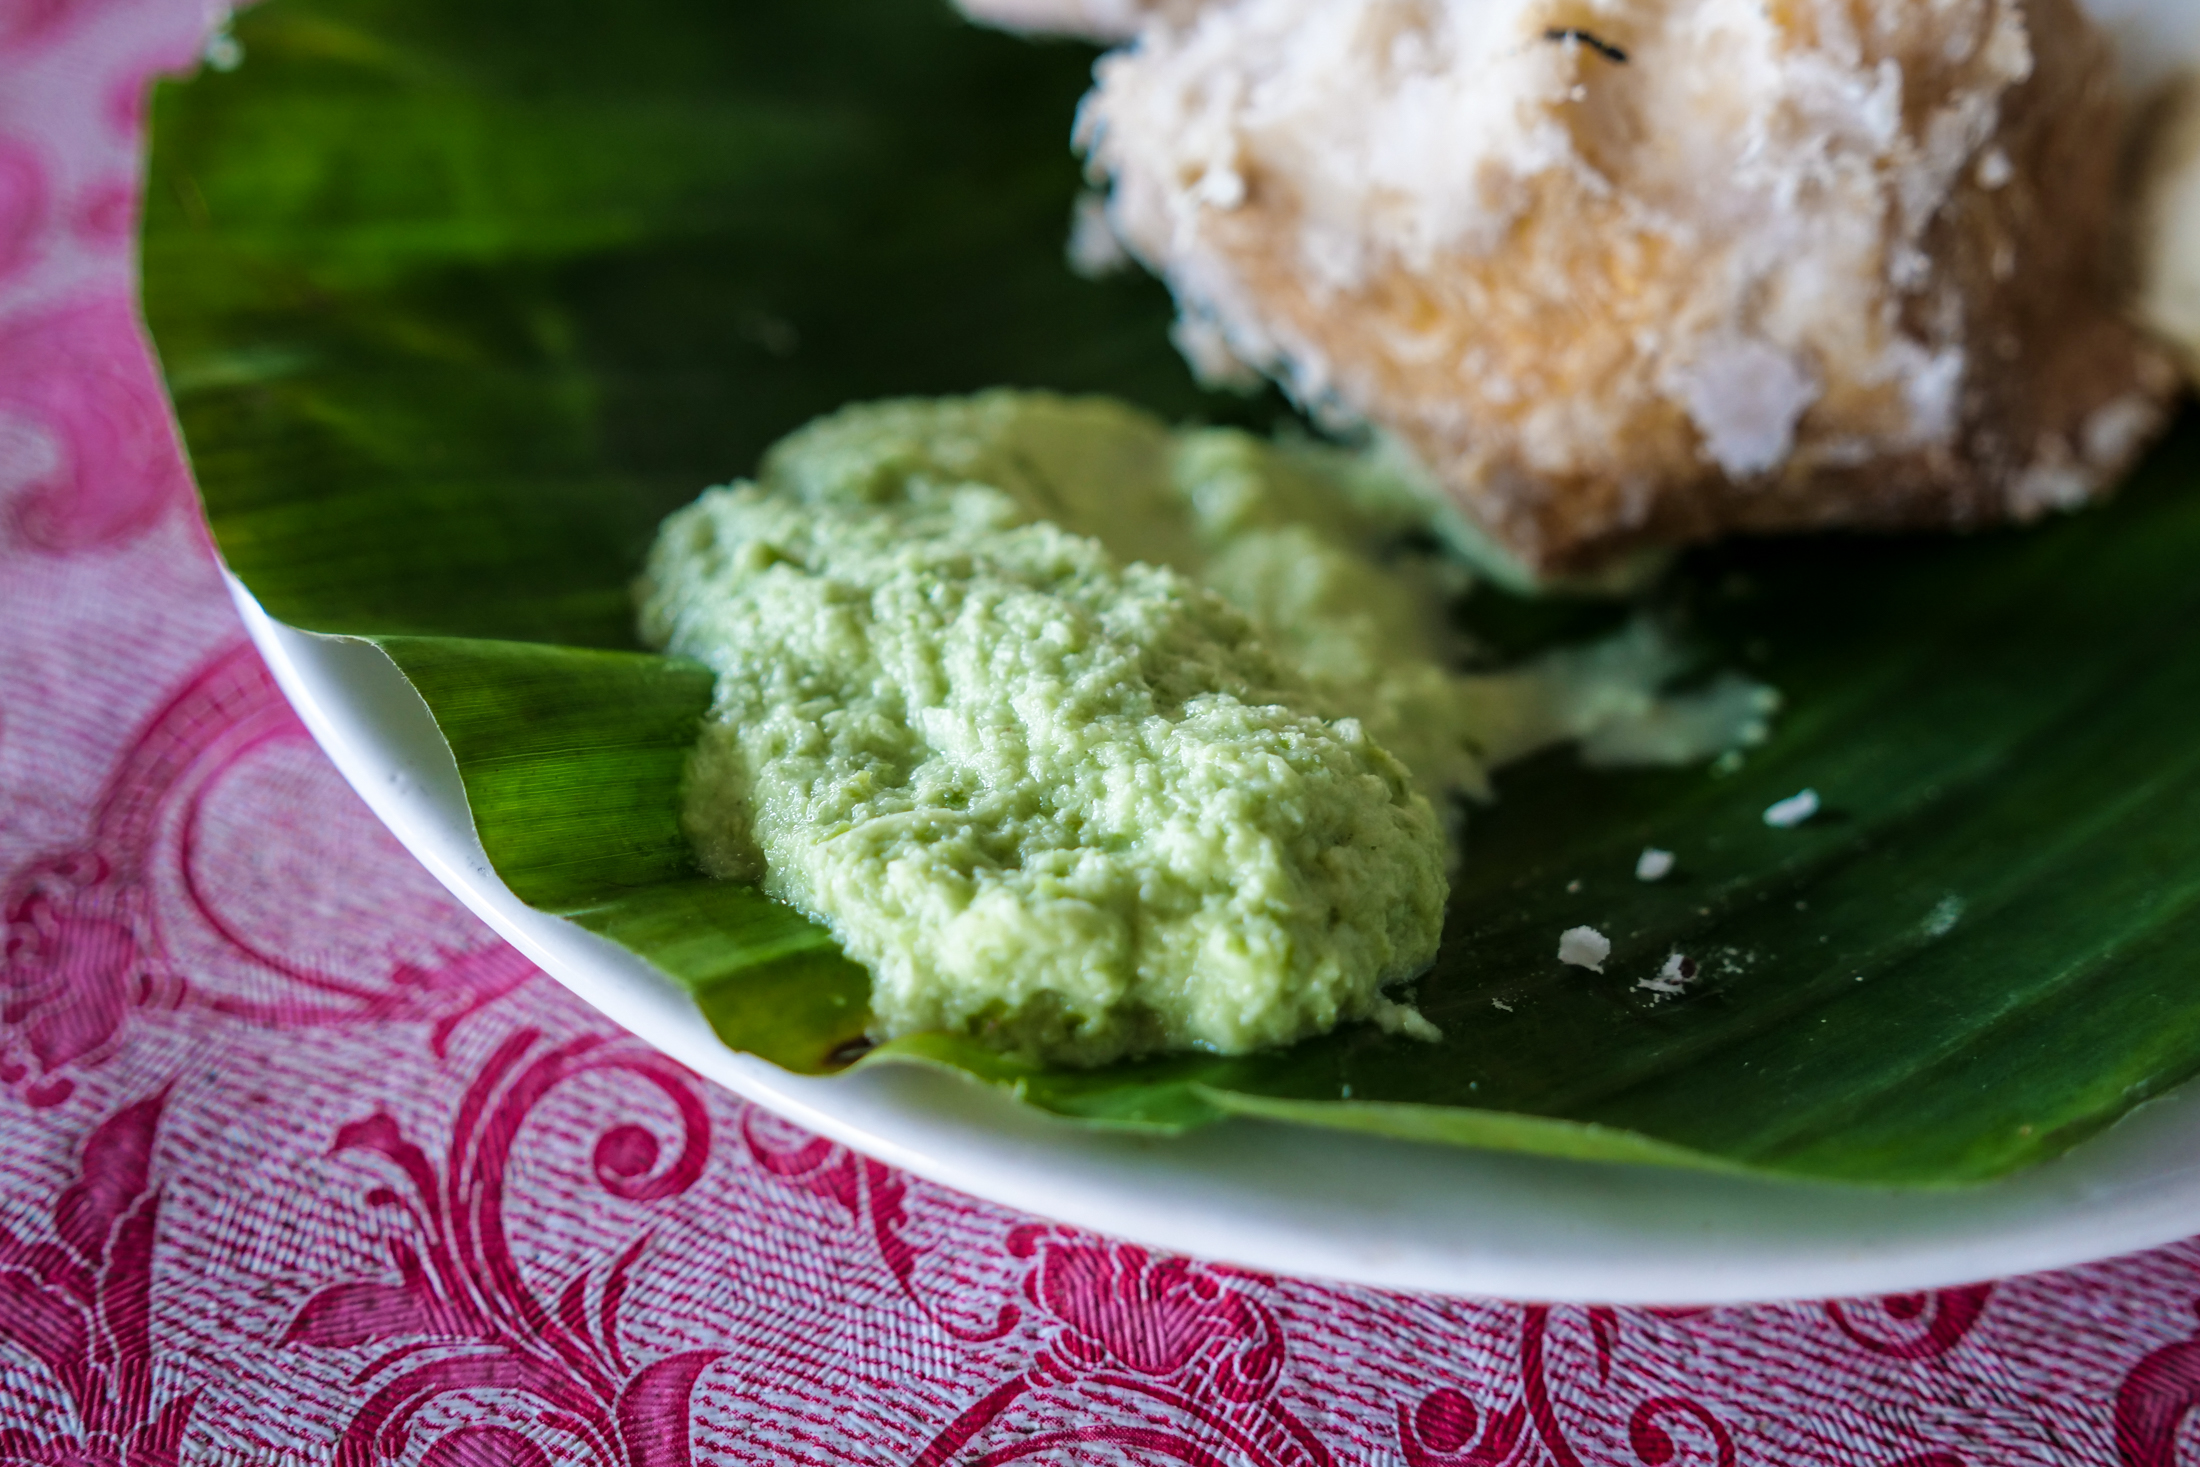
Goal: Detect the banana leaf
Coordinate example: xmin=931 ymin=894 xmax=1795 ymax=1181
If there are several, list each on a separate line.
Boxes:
xmin=142 ymin=0 xmax=2200 ymax=1186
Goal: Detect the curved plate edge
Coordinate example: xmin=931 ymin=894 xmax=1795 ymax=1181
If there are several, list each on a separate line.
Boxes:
xmin=226 ymin=576 xmax=2200 ymax=1304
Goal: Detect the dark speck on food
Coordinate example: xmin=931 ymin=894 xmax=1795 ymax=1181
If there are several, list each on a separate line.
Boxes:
xmin=1544 ymin=27 xmax=1628 ymax=64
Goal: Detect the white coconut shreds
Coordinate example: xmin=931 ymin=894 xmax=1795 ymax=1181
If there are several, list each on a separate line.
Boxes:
xmin=1763 ymin=789 xmax=1821 ymax=829
xmin=1557 ymin=926 xmax=1611 ymax=971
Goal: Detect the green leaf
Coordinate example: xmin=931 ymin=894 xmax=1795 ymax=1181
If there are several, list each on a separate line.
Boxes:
xmin=375 ymin=636 xmax=873 ymax=1071
xmin=144 ymin=0 xmax=2200 ymax=1185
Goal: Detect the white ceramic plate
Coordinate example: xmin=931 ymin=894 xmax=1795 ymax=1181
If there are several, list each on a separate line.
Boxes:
xmin=231 ymin=575 xmax=2200 ymax=1305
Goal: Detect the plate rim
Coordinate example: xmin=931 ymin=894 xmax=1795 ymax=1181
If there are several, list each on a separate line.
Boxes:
xmin=228 ymin=575 xmax=2200 ymax=1305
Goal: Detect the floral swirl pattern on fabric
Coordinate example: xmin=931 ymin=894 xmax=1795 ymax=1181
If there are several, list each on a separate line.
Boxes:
xmin=3 ymin=1 xmax=2200 ymax=1463
xmin=0 ymin=293 xmax=193 ymax=553
xmin=3 ymin=640 xmax=536 ymax=1109
xmin=0 ymin=1090 xmax=197 ymax=1465
xmin=284 ymin=1029 xmax=717 ymax=1466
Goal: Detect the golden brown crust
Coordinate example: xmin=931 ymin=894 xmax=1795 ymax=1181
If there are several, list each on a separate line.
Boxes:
xmin=1089 ymin=0 xmax=2180 ymax=575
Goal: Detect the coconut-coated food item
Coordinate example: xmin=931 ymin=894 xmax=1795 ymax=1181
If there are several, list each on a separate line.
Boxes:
xmin=1073 ymin=0 xmax=2178 ymax=574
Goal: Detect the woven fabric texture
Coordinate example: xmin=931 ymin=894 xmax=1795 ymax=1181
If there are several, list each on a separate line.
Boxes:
xmin=0 ymin=1 xmax=2194 ymax=1461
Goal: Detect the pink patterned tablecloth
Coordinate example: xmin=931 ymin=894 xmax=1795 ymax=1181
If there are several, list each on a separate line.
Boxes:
xmin=3 ymin=2 xmax=2200 ymax=1463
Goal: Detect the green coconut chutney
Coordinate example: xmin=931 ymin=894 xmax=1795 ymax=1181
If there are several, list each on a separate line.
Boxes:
xmin=638 ymin=392 xmax=1770 ymax=1066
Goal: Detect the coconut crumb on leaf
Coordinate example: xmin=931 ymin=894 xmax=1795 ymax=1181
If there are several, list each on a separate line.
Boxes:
xmin=1372 ymin=994 xmax=1443 ymax=1042
xmin=1637 ymin=951 xmax=1697 ymax=997
xmin=1558 ymin=925 xmax=1611 ymax=971
xmin=1763 ymin=789 xmax=1821 ymax=829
